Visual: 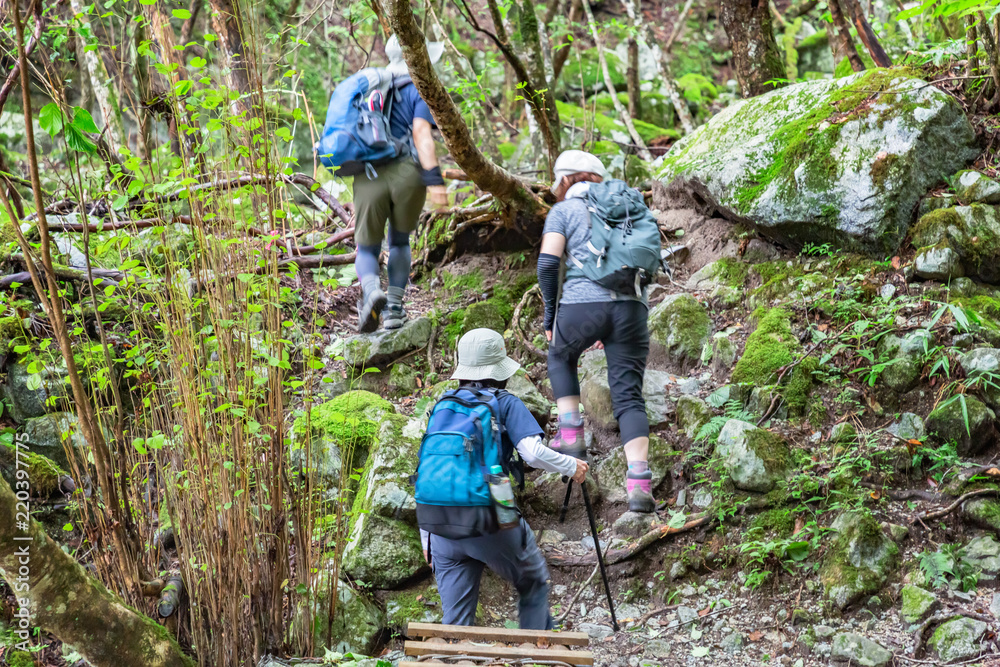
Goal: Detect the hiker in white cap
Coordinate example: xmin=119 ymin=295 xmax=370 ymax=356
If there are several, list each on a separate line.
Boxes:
xmin=415 ymin=328 xmax=587 ymax=628
xmin=538 ymin=150 xmax=657 ymax=514
xmin=353 ymin=34 xmax=448 ymax=335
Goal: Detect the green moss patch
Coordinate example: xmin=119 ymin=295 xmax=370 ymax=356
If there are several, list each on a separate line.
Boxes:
xmin=732 ymin=308 xmax=800 ymax=385
xmin=293 ymin=391 xmax=393 ymax=450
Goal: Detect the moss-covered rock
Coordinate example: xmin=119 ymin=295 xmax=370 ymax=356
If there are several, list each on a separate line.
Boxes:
xmin=928 ymin=617 xmax=987 ymax=663
xmin=900 ymin=584 xmax=937 ymax=624
xmin=830 ymin=633 xmax=892 ymax=667
xmin=676 ymin=395 xmax=712 ymax=440
xmin=387 ymin=363 xmax=420 ymax=397
xmin=911 ymin=204 xmax=1000 ymax=283
xmin=658 ymin=70 xmax=978 ymax=256
xmin=594 ymin=433 xmax=675 ymax=504
xmin=579 ymin=351 xmax=676 ymax=429
xmin=731 ymin=308 xmax=799 ymax=385
xmin=341 ymin=513 xmax=427 ymax=589
xmin=962 ymin=497 xmax=1000 ymax=536
xmin=956 ymin=169 xmax=1000 ymax=205
xmin=295 ymin=575 xmax=386 ymax=655
xmin=20 ymin=411 xmax=86 ymax=471
xmin=0 ymin=439 xmax=68 ymax=496
xmin=925 ymin=394 xmax=997 ymax=456
xmin=341 ymin=316 xmax=433 ymax=368
xmin=914 ymin=245 xmax=964 ymax=282
xmin=384 ymin=584 xmax=444 ymax=628
xmin=506 ymin=370 xmax=551 ymax=428
xmin=820 ymin=510 xmax=899 ymax=609
xmin=648 ymin=294 xmax=711 ymax=371
xmin=2 ymin=355 xmax=71 ymax=423
xmin=716 ymin=422 xmax=792 ymax=493
xmin=292 ymin=391 xmax=395 ymax=496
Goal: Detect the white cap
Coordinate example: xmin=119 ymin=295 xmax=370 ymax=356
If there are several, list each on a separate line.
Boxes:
xmin=550 ymin=150 xmax=608 ymax=193
xmin=385 ymin=34 xmax=445 ymax=77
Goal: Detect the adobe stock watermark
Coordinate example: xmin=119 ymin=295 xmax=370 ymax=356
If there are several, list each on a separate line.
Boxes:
xmin=10 ymin=431 xmax=33 ymax=649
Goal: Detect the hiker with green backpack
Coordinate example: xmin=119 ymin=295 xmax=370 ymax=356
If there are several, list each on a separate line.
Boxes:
xmin=414 ymin=328 xmax=588 ymax=628
xmin=537 ymin=150 xmax=662 ymax=514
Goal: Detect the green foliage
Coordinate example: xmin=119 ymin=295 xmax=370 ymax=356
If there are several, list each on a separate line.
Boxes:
xmin=731 ymin=308 xmax=799 ymax=385
xmin=695 ymin=399 xmax=756 ymax=444
xmin=918 ymin=543 xmax=980 ymax=592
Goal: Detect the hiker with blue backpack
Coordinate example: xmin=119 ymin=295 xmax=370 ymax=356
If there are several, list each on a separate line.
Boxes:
xmin=538 ymin=150 xmax=662 ymax=515
xmin=414 ymin=328 xmax=588 ymax=628
xmin=317 ymin=35 xmax=448 ymax=333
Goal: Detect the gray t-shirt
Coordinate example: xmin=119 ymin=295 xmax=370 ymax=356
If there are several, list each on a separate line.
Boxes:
xmin=543 ymin=185 xmax=647 ymax=306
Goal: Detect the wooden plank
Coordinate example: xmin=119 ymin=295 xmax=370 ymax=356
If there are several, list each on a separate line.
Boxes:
xmin=403 ymin=640 xmax=594 ymax=666
xmin=404 ymin=622 xmax=590 ymax=646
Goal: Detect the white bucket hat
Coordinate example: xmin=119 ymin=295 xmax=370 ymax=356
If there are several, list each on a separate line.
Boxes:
xmin=550 ymin=150 xmax=609 ymax=193
xmin=450 ymin=328 xmax=521 ymax=382
xmin=385 ymin=34 xmax=445 ymax=77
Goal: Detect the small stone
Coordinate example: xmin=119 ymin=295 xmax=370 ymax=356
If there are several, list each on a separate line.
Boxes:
xmin=693 ymin=488 xmax=713 ymax=508
xmin=830 ymin=421 xmax=857 ymax=444
xmin=720 ymin=632 xmax=743 ymax=654
xmin=914 ymin=245 xmax=964 ymax=282
xmin=680 ymin=584 xmax=697 ymax=597
xmin=831 ymin=633 xmax=892 ymax=667
xmin=536 ymin=529 xmax=566 ymax=546
xmin=578 ymin=623 xmax=614 ymax=640
xmin=814 ymin=625 xmax=836 ymax=639
xmin=888 ymin=524 xmax=909 ymax=543
xmin=676 ymin=395 xmax=712 ymax=440
xmin=990 ymin=592 xmax=1000 ymax=618
xmin=613 ymin=511 xmax=658 ymax=538
xmin=956 ymin=169 xmax=1000 ymax=204
xmin=791 ymin=609 xmax=814 ymax=626
xmin=900 ymin=585 xmax=937 ymax=624
xmin=669 ymin=561 xmax=687 ymax=581
xmin=580 ymin=536 xmax=607 ymax=551
xmin=887 ymin=413 xmax=925 ymax=442
xmin=677 ymin=606 xmax=699 ymax=626
xmin=928 ymin=617 xmax=988 ymax=663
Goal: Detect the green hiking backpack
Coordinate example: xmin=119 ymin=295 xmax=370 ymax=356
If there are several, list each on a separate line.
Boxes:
xmin=565 ymin=179 xmax=662 ymax=297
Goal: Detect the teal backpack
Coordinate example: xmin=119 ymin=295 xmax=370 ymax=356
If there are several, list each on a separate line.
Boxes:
xmin=565 ymin=179 xmax=662 ymax=296
xmin=413 ymin=388 xmax=520 ymax=539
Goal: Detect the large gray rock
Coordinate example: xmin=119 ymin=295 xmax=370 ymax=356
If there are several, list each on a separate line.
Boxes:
xmin=341 ymin=317 xmax=433 ymax=368
xmin=963 ymin=497 xmax=1000 ymax=536
xmin=912 ymin=204 xmax=1000 ymax=283
xmin=962 ymin=535 xmax=1000 ymax=579
xmin=21 ymin=412 xmax=87 ymax=470
xmin=294 ymin=574 xmax=385 ymax=655
xmin=506 ymin=370 xmax=551 ymax=427
xmin=341 ymin=414 xmax=429 ymax=589
xmin=579 ymin=351 xmax=675 ymax=429
xmin=3 ymin=357 xmax=70 ymax=423
xmin=888 ymin=413 xmax=925 ymax=441
xmin=956 ymin=169 xmax=1000 ymax=204
xmin=959 ymin=347 xmax=1000 ymax=408
xmin=928 ymin=617 xmax=987 ymax=663
xmin=647 ymin=294 xmax=711 ymax=371
xmin=831 ymin=633 xmax=892 ymax=667
xmin=914 ymin=245 xmax=964 ymax=282
xmin=657 ymin=71 xmax=977 ymax=256
xmin=820 ymin=510 xmax=899 ymax=609
xmin=715 ymin=420 xmax=791 ymax=493
xmin=676 ymin=395 xmax=712 ymax=439
xmin=925 ymin=394 xmax=997 ymax=456
xmin=594 ymin=434 xmax=673 ymax=504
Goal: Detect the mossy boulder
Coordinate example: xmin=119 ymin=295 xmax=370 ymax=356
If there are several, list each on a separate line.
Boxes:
xmin=914 ymin=245 xmax=964 ymax=282
xmin=579 ymin=351 xmax=676 ymax=429
xmin=820 ymin=510 xmax=899 ymax=609
xmin=830 ymin=633 xmax=892 ymax=667
xmin=962 ymin=497 xmax=1000 ymax=536
xmin=594 ymin=433 xmax=674 ymax=504
xmin=0 ymin=437 xmax=69 ymax=496
xmin=956 ymin=169 xmax=1000 ymax=205
xmin=341 ymin=316 xmax=433 ymax=368
xmin=716 ymin=421 xmax=792 ymax=493
xmin=888 ymin=413 xmax=925 ymax=441
xmin=928 ymin=617 xmax=987 ymax=663
xmin=658 ymin=70 xmax=978 ymax=256
xmin=506 ymin=370 xmax=551 ymax=428
xmin=295 ymin=575 xmax=385 ymax=655
xmin=648 ymin=294 xmax=711 ymax=371
xmin=911 ymin=205 xmax=1000 ymax=283
xmin=20 ymin=412 xmax=87 ymax=471
xmin=676 ymin=395 xmax=712 ymax=439
xmin=384 ymin=584 xmax=444 ymax=628
xmin=3 ymin=355 xmax=71 ymax=423
xmin=387 ymin=363 xmax=420 ymax=397
xmin=961 ymin=535 xmax=1000 ymax=578
xmin=959 ymin=347 xmax=1000 ymax=408
xmin=731 ymin=308 xmax=799 ymax=385
xmin=925 ymin=394 xmax=997 ymax=456
xmin=900 ymin=584 xmax=937 ymax=624
xmin=292 ymin=391 xmax=395 ymax=496
xmin=342 ymin=414 xmax=429 ymax=589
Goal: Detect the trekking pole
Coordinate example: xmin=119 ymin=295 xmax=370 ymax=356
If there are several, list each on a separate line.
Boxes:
xmin=558 ymin=479 xmax=574 ymax=523
xmin=580 ymin=482 xmax=619 ymax=632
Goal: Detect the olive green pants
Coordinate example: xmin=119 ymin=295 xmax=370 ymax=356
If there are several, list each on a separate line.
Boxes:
xmin=352 ymin=159 xmax=426 ymax=246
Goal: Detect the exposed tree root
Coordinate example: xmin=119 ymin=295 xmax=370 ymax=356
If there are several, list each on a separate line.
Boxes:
xmin=915 ymin=488 xmax=1000 ymax=522
xmin=512 ymin=284 xmax=547 ymax=360
xmin=549 ymin=514 xmax=711 ymax=567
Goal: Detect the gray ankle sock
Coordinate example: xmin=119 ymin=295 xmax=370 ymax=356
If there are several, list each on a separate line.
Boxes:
xmin=387 ymin=286 xmax=405 ymax=309
xmin=361 ymin=275 xmax=381 ymax=297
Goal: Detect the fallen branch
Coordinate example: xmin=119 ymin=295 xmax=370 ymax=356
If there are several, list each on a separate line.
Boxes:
xmin=187 ymin=252 xmax=357 ymax=294
xmin=555 ymin=564 xmax=599 ymax=624
xmin=860 ymin=483 xmax=942 ymax=504
xmin=915 ymin=488 xmax=1000 ymax=522
xmin=2 ymin=256 xmax=133 ymax=290
xmin=549 ymin=514 xmax=711 ymax=567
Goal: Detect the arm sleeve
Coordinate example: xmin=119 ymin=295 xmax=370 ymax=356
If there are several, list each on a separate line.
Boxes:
xmin=515 ymin=435 xmax=578 ymax=477
xmin=537 ymin=253 xmax=561 ymax=331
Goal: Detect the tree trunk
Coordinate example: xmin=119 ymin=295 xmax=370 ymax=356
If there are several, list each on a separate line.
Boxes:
xmin=625 ymin=0 xmax=641 ymax=120
xmin=841 ymin=0 xmax=892 ymax=67
xmin=0 ymin=478 xmax=193 ymax=666
xmin=69 ymin=0 xmax=125 ymax=153
xmin=829 ymin=0 xmax=866 ymax=72
xmin=515 ymin=0 xmax=560 ymax=159
xmin=386 ymin=0 xmax=542 ymax=213
xmin=977 ymin=11 xmax=1000 ymax=104
xmin=581 ymin=0 xmax=652 ymax=160
xmin=551 ymin=0 xmax=581 ymax=82
xmin=207 ymin=0 xmax=256 ymax=114
xmin=718 ymin=0 xmax=787 ymax=98
xmin=967 ymin=15 xmax=980 ymax=97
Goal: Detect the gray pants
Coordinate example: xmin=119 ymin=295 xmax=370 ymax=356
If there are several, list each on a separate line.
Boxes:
xmin=429 ymin=519 xmax=553 ymax=629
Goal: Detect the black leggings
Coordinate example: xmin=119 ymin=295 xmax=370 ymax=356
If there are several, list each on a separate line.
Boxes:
xmin=547 ymin=300 xmax=650 ymax=444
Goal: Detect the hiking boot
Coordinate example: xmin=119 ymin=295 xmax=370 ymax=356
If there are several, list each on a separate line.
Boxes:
xmin=626 ymin=470 xmax=655 ymax=513
xmin=549 ymin=421 xmax=587 ymax=460
xmin=357 ymin=286 xmax=387 ymax=334
xmin=382 ymin=304 xmax=407 ymax=331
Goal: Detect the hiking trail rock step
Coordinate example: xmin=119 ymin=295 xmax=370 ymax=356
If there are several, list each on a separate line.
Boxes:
xmin=342 ymin=316 xmax=433 ymax=367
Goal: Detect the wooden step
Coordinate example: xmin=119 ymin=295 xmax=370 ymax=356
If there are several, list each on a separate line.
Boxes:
xmin=404 ymin=621 xmax=590 ymax=645
xmin=403 ymin=639 xmax=594 ymax=666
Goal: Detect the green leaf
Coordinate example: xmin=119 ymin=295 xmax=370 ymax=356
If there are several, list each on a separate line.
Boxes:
xmin=667 ymin=510 xmax=687 ymax=530
xmin=132 ymin=438 xmax=148 ymax=455
xmin=71 ymin=107 xmax=100 ymax=134
xmin=65 ymin=124 xmax=97 ymax=154
xmin=692 ymin=646 xmax=710 ymax=657
xmin=172 ymin=8 xmax=192 ymax=19
xmin=189 ymin=56 xmax=207 ymax=68
xmin=39 ymin=103 xmax=63 ymax=136
xmin=63 ymin=523 xmax=73 ymax=531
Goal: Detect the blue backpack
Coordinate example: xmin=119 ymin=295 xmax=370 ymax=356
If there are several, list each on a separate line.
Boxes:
xmin=316 ymin=67 xmax=413 ymax=177
xmin=414 ymin=388 xmax=520 ymax=539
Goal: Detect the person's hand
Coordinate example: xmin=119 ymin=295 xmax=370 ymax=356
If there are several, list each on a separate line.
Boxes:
xmin=545 ymin=330 xmax=553 ymax=342
xmin=423 ymin=549 xmax=431 ymax=565
xmin=572 ymin=459 xmax=589 ymax=484
xmin=595 ymin=341 xmax=604 ymax=350
xmin=428 ymin=185 xmax=448 ymax=209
